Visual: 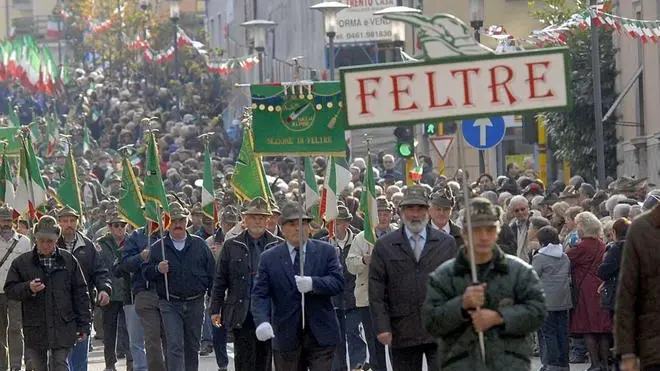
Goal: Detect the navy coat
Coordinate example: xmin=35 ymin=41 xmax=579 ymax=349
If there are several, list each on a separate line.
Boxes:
xmin=251 ymin=239 xmax=344 ymax=352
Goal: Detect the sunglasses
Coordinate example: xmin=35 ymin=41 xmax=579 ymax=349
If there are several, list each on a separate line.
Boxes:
xmin=111 ymin=223 xmax=127 ymax=228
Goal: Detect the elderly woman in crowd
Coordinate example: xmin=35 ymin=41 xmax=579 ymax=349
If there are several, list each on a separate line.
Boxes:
xmin=567 ymin=212 xmax=612 ymax=371
xmin=551 ymin=201 xmax=570 ymax=231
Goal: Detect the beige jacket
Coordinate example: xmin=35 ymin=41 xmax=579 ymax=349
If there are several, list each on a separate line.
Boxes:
xmin=0 ymin=232 xmax=32 ymax=293
xmin=346 ymin=224 xmax=397 ymax=307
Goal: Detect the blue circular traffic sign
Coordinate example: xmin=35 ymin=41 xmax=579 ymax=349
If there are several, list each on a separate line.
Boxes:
xmin=461 ymin=117 xmax=506 ymax=150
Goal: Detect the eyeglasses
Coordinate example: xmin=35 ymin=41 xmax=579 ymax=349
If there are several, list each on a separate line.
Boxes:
xmin=111 ymin=223 xmax=127 ymax=228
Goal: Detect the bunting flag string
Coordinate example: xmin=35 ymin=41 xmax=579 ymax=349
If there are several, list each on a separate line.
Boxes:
xmin=206 ymin=56 xmax=259 ymax=75
xmin=482 ymin=3 xmax=660 ymax=47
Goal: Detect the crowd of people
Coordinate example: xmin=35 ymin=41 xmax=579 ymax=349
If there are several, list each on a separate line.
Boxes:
xmin=0 ymin=62 xmax=659 ymax=371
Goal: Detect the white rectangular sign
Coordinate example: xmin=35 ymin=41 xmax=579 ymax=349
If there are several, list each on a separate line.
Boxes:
xmin=334 ymin=0 xmax=396 ymax=44
xmin=340 ymin=49 xmax=571 ymax=128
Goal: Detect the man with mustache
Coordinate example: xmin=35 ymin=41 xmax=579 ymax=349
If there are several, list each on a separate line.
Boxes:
xmin=142 ymin=202 xmax=216 ymax=371
xmin=210 ymin=197 xmax=282 ymax=371
xmin=369 ymin=185 xmax=458 ymax=371
xmin=56 ymin=205 xmax=112 ymax=371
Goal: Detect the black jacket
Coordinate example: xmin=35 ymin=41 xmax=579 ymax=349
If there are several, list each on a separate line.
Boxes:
xmin=598 ymin=239 xmax=623 ymax=311
xmin=57 ymin=231 xmax=112 ymax=304
xmin=209 ymin=230 xmax=281 ymax=329
xmin=4 ymin=248 xmax=91 ymax=350
xmin=369 ymin=226 xmax=458 ymax=348
xmin=143 ymin=233 xmax=216 ymax=300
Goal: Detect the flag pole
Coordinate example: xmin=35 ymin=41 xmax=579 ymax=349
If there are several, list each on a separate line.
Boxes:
xmin=297 ymin=156 xmax=305 ymax=330
xmin=19 ymin=127 xmax=37 ymax=223
xmin=157 ymin=209 xmax=170 ymax=301
xmin=456 ymin=121 xmax=486 ymax=362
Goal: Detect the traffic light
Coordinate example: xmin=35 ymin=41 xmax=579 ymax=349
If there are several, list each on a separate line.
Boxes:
xmin=522 ymin=113 xmax=538 ymax=144
xmin=423 ymin=123 xmax=437 ymax=136
xmin=394 ymin=126 xmax=415 ymax=158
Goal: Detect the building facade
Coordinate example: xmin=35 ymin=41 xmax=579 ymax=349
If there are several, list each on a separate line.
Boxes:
xmin=614 ymin=0 xmax=660 ymax=186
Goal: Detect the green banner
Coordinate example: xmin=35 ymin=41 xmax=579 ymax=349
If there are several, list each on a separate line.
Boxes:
xmin=250 ymin=82 xmax=347 ymax=156
xmin=0 ymin=127 xmax=21 ymax=155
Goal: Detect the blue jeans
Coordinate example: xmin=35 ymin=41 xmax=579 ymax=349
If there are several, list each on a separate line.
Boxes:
xmin=539 ymin=310 xmax=570 ymax=370
xmin=124 ymin=304 xmax=148 ymax=371
xmin=332 ymin=308 xmax=367 ymax=370
xmin=67 ymin=336 xmax=88 ymax=371
xmin=212 ymin=324 xmax=228 ymax=368
xmin=159 ymin=297 xmax=205 ymax=371
xmin=202 ymin=301 xmax=213 ymax=345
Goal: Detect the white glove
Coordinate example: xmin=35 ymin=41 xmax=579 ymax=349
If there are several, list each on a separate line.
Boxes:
xmin=295 ymin=275 xmax=313 ymax=294
xmin=255 ymin=322 xmax=275 ymax=341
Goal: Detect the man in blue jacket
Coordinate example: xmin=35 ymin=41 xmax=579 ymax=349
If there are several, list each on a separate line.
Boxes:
xmin=143 ymin=202 xmax=216 ymax=371
xmin=251 ymin=202 xmax=344 ymax=371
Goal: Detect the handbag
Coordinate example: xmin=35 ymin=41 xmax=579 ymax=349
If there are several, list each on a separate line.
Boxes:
xmin=570 ymin=253 xmax=601 ymax=309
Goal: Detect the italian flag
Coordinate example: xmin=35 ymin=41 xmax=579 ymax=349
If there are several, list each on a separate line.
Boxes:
xmin=46 ymin=20 xmax=62 ymax=40
xmin=304 ymin=158 xmax=320 ymax=219
xmin=45 ymin=113 xmax=59 ymax=157
xmin=202 ymin=142 xmax=217 ymax=225
xmin=56 ymin=145 xmax=84 ymax=221
xmin=14 ymin=133 xmax=47 ymax=219
xmin=320 ymin=156 xmax=351 ymax=237
xmin=359 ymin=153 xmax=378 ymax=245
xmin=0 ymin=152 xmax=16 ymax=209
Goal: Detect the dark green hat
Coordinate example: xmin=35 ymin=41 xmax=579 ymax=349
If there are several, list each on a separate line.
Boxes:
xmin=58 ymin=205 xmax=80 ymax=219
xmin=269 ymin=199 xmax=281 ymax=215
xmin=279 ymin=202 xmax=313 ymax=224
xmin=243 ymin=197 xmax=272 ymax=216
xmin=169 ymin=202 xmax=190 ymax=221
xmin=190 ymin=203 xmax=203 ymax=215
xmin=336 ymin=205 xmax=353 ymax=221
xmin=463 ymin=197 xmax=502 ymax=227
xmin=376 ymin=197 xmax=392 ymax=212
xmin=399 ymin=185 xmax=429 ymax=207
xmin=106 ymin=211 xmax=125 ymax=224
xmin=430 ymin=186 xmax=455 ymax=208
xmin=34 ymin=215 xmax=62 ymax=240
xmin=220 ymin=206 xmax=240 ymax=224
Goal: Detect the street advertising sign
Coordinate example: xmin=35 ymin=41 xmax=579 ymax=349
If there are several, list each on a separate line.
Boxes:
xmin=461 ymin=116 xmax=506 ymax=150
xmin=339 ymin=13 xmax=572 ymax=129
xmin=334 ymin=0 xmax=397 ymax=45
xmin=249 ymin=82 xmax=347 ymax=156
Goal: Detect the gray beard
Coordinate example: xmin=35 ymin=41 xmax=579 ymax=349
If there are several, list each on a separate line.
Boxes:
xmin=403 ymin=215 xmax=429 ymax=234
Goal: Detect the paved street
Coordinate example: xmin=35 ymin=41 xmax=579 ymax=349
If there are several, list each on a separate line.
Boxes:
xmin=86 ymin=338 xmax=593 ymax=371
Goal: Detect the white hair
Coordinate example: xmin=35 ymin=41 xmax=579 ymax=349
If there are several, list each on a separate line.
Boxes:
xmin=605 ymin=194 xmax=627 ymax=215
xmin=612 ymin=203 xmax=631 ymax=219
xmin=575 ymin=211 xmax=603 ymax=239
xmin=508 ymin=195 xmax=529 ymax=212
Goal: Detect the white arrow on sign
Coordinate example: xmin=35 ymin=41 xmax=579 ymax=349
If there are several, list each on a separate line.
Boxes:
xmin=429 ymin=136 xmax=455 ymax=160
xmin=474 ymin=118 xmax=494 ymax=146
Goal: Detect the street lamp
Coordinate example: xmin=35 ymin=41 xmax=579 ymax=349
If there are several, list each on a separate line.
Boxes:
xmin=139 ymin=0 xmax=149 ymax=92
xmin=469 ymin=0 xmax=486 ymax=175
xmin=310 ymin=1 xmax=349 ymax=81
xmin=169 ymin=1 xmax=180 ymax=79
xmin=240 ymin=19 xmax=277 ymax=83
xmin=374 ymin=6 xmax=421 ymax=60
